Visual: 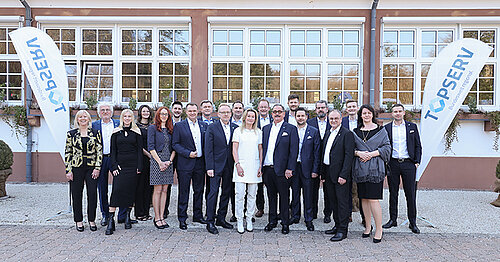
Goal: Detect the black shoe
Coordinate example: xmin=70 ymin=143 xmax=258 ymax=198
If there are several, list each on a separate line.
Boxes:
xmin=179 ymin=221 xmax=188 ymax=230
xmin=216 ymin=220 xmax=234 ymax=229
xmin=75 ymin=223 xmax=84 ymax=232
xmin=193 ymin=218 xmax=208 ymax=224
xmin=362 ymin=226 xmax=373 ymax=238
xmin=330 ymin=232 xmax=347 ymax=242
xmin=290 ymin=218 xmax=300 ymax=224
xmin=105 ymin=213 xmax=115 ymax=235
xmin=409 ymin=224 xmax=420 ymax=234
xmin=373 ymin=236 xmax=382 ymax=243
xmin=382 ymin=220 xmax=397 ymax=229
xmin=206 ymin=223 xmax=219 ymax=234
xmin=281 ymin=225 xmax=289 ymax=234
xmin=124 ymin=208 xmax=132 ymax=229
xmin=313 ymin=214 xmax=318 ymax=219
xmin=100 ymin=217 xmax=108 ymax=226
xmin=255 ymin=210 xmax=264 ymax=217
xmin=117 ymin=219 xmax=124 ymax=224
xmin=305 ymin=221 xmax=314 ymax=231
xmin=264 ymin=223 xmax=277 ymax=232
xmin=229 ymin=216 xmax=237 ymax=222
xmin=89 ymin=222 xmax=97 ymax=232
xmin=154 ymin=219 xmax=165 ymax=229
xmin=325 ymin=226 xmax=337 ymax=235
xmin=130 ymin=219 xmax=138 ymax=224
xmin=324 ymin=216 xmax=331 ymax=224
xmin=277 ymin=214 xmax=281 ymax=221
xmin=161 ymin=219 xmax=169 ymax=229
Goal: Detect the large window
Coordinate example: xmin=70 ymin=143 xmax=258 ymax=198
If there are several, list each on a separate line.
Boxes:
xmin=43 ymin=24 xmax=191 ymax=105
xmin=0 ymin=61 xmax=22 ymax=101
xmin=0 ymin=27 xmax=17 ymax=55
xmin=210 ymin=25 xmax=362 ymax=105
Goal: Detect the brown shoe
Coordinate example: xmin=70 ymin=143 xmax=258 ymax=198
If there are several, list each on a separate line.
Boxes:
xmin=255 ymin=210 xmax=264 ymax=217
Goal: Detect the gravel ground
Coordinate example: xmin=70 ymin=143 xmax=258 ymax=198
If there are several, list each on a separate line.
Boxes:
xmin=1 ymin=182 xmax=499 ymax=235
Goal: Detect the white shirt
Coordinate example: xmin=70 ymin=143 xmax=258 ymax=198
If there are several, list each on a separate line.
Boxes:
xmin=232 ymin=117 xmax=242 ymax=127
xmin=392 ymin=121 xmax=409 ymax=159
xmin=221 ymin=121 xmax=231 ymax=144
xmin=173 ymin=118 xmax=182 ymax=125
xmin=348 ymin=117 xmax=357 ymax=132
xmin=288 ymin=114 xmax=297 ymax=126
xmin=263 ymin=121 xmax=283 ymax=166
xmin=189 ymin=119 xmax=203 ymax=157
xmin=259 ymin=115 xmax=271 ymax=128
xmin=317 ymin=118 xmax=328 ymax=139
xmin=323 ymin=125 xmax=341 ymax=165
xmin=297 ymin=124 xmax=307 ymax=162
xmin=101 ymin=120 xmax=114 ymax=154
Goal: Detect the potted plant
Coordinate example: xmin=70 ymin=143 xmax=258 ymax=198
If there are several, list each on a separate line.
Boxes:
xmin=491 ymin=160 xmax=500 ymax=207
xmin=0 ymin=139 xmax=13 ymax=198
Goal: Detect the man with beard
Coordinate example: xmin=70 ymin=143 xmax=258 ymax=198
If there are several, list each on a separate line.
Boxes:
xmin=307 ymin=100 xmax=333 ymax=224
xmin=284 ymin=94 xmax=300 ymax=126
xmin=199 ymin=100 xmax=218 ymax=125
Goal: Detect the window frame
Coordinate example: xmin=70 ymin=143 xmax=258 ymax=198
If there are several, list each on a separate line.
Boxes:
xmin=0 ymin=21 xmax=23 ymax=105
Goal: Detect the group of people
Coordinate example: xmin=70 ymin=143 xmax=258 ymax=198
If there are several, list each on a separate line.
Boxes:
xmin=64 ymin=94 xmax=422 ymax=243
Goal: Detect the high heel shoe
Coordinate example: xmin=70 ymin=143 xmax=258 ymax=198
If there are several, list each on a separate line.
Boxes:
xmin=373 ymin=236 xmax=383 ymax=243
xmin=75 ymin=222 xmax=84 ymax=232
xmin=161 ymin=219 xmax=170 ymax=229
xmin=362 ymin=226 xmax=373 ymax=238
xmin=154 ymin=219 xmax=165 ymax=229
xmin=89 ymin=222 xmax=97 ymax=231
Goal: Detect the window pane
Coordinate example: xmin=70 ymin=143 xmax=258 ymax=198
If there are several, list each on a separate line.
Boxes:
xmin=383 ymin=78 xmax=397 ymax=91
xmin=175 ymin=30 xmax=189 ymax=42
xmin=213 ymin=44 xmax=227 ymax=56
xmin=290 ymin=64 xmax=305 ymax=76
xmin=101 ymin=65 xmax=113 ymax=75
xmin=383 ymin=64 xmax=397 ymax=77
xmin=344 ymin=65 xmax=358 ymax=76
xmin=176 ymin=63 xmax=189 ymax=75
xmin=159 ymin=77 xmax=172 ymax=88
xmin=267 ymin=64 xmax=280 ymax=76
xmin=480 ymin=64 xmax=494 ymax=77
xmin=122 ymin=30 xmax=136 ymax=42
xmin=83 ymin=29 xmax=96 ymax=41
xmin=61 ymin=43 xmax=75 ymax=55
xmin=399 ymin=45 xmax=414 ymax=57
xmin=83 ymin=43 xmax=96 ymax=55
xmin=47 ymin=29 xmax=60 ymax=40
xmin=99 ymin=30 xmax=112 ymax=42
xmin=382 ymin=92 xmax=397 ymax=103
xmin=328 ymin=65 xmax=342 ymax=76
xmin=306 ymin=78 xmax=320 ymax=90
xmin=383 ymin=45 xmax=397 ymax=57
xmin=159 ymin=44 xmax=173 ymax=56
xmin=479 ymin=78 xmax=494 ymax=91
xmin=160 ymin=30 xmax=173 ymax=42
xmin=328 ymin=78 xmax=341 ymax=90
xmin=137 ymin=30 xmax=152 ymax=42
xmin=213 ymin=63 xmax=227 ymax=75
xmin=422 ymin=45 xmax=435 ymax=58
xmin=229 ymin=77 xmax=243 ymax=89
xmin=438 ymin=31 xmax=453 ymax=43
xmin=61 ymin=29 xmax=75 ymax=41
xmin=290 ymin=30 xmax=305 ymax=43
xmin=250 ymin=44 xmax=265 ymax=56
xmin=98 ymin=43 xmax=112 ymax=55
xmin=400 ymin=92 xmax=413 ymax=104
xmin=250 ymin=77 xmax=264 ymax=89
xmin=328 ymin=31 xmax=342 ymax=43
xmin=122 ymin=76 xmax=136 ymax=88
xmin=478 ymin=93 xmax=493 ymax=105
xmin=138 ymin=63 xmax=152 ymax=75
xmin=86 ymin=64 xmax=100 ymax=75
xmin=480 ymin=30 xmax=495 ymax=43
xmin=213 ymin=30 xmax=227 ymax=42
xmin=422 ymin=31 xmax=436 ymax=44
xmin=229 ymin=30 xmax=243 ymax=42
xmin=137 ymin=90 xmax=151 ymax=102
xmin=250 ymin=64 xmax=265 ymax=76
xmin=306 ymin=64 xmax=320 ymax=76
xmin=344 ymin=31 xmax=359 ymax=43
xmin=290 ymin=77 xmax=304 ymax=90
xmin=122 ymin=63 xmax=136 ymax=74
xmin=463 ymin=30 xmax=478 ymax=39
xmin=399 ymin=79 xmax=414 ymax=91
xmin=383 ymin=31 xmax=397 ymax=43
xmin=290 ymin=44 xmax=305 ymax=57
xmin=9 ymin=61 xmax=21 ymax=73
xmin=266 ymin=77 xmax=280 ymax=90
xmin=229 ymin=63 xmax=243 ymax=75
xmin=122 ymin=43 xmax=136 ymax=55
xmin=306 ymin=44 xmax=320 ymax=57
xmin=159 ymin=63 xmax=173 ymax=75
xmin=328 ymin=45 xmax=342 ymax=57
xmin=306 ymin=30 xmax=321 ymax=43
xmin=400 ymin=31 xmax=414 ymax=44
xmin=399 ymin=64 xmax=414 ymax=77
xmin=267 ymin=45 xmax=280 ymax=57
xmin=267 ymin=31 xmax=281 ymax=43
xmin=213 ymin=78 xmax=227 ymax=89
xmin=344 ymin=45 xmax=358 ymax=57
xmin=175 ymin=77 xmax=189 ymax=88
xmin=175 ymin=44 xmax=189 ymax=56
xmin=228 ymin=44 xmax=243 ymax=56
xmin=250 ymin=30 xmax=265 ymax=43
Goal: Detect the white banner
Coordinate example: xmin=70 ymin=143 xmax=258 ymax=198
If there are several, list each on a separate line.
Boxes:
xmin=418 ymin=38 xmax=492 ymax=181
xmin=9 ymin=27 xmax=69 ymax=158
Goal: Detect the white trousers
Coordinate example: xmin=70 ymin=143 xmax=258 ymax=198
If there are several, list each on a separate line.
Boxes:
xmin=235 ymin=182 xmax=257 ymax=220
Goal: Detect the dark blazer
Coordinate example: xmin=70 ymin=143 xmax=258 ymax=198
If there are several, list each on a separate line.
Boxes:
xmin=172 ymin=119 xmax=208 ymax=172
xmin=384 ymin=121 xmax=422 ymax=164
xmin=147 ymin=125 xmax=173 ymax=153
xmin=322 ymin=127 xmax=355 ymax=182
xmin=297 ymin=125 xmax=321 ymax=178
xmin=204 ymin=120 xmax=238 ymax=174
xmin=198 ymin=115 xmax=219 ymax=125
xmin=92 ymin=119 xmax=120 ymax=144
xmin=284 ymin=111 xmax=290 ymax=123
xmin=64 ymin=128 xmax=103 ymax=173
xmin=257 ymin=114 xmax=273 ymax=129
xmin=261 ymin=121 xmax=299 ymax=176
xmin=307 ymin=117 xmax=331 ymax=139
xmin=341 ymin=116 xmax=350 ymax=130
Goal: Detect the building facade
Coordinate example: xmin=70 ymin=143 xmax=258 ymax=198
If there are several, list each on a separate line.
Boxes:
xmin=1 ymin=0 xmax=499 ymax=189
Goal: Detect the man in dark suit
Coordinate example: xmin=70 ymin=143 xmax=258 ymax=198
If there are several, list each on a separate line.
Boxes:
xmin=290 ymin=107 xmax=321 ymax=231
xmin=92 ymin=102 xmax=121 ymax=226
xmin=204 ymin=104 xmax=238 ymax=234
xmin=284 ymin=94 xmax=300 ymax=126
xmin=172 ymin=102 xmax=209 ymax=230
xmin=256 ymin=98 xmax=272 ymax=217
xmin=383 ymin=103 xmax=422 ymax=234
xmin=307 ymin=100 xmax=332 ymax=224
xmin=262 ymin=104 xmax=299 ymax=234
xmin=322 ymin=110 xmax=355 ymax=242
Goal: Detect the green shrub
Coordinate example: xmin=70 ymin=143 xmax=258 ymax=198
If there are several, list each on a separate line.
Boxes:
xmin=0 ymin=140 xmax=13 ymax=170
xmin=496 ymin=160 xmax=500 ymax=179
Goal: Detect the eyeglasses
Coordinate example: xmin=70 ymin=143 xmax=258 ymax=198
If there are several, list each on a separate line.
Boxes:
xmin=160 ymin=113 xmax=169 ymax=116
xmin=272 ymin=110 xmax=283 ymax=114
xmin=219 ymin=111 xmax=231 ymax=114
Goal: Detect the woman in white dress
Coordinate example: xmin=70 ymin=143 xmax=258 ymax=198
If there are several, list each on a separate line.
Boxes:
xmin=232 ymin=108 xmax=263 ymax=234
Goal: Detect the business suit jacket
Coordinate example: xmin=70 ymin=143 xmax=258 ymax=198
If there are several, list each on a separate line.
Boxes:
xmin=307 ymin=117 xmax=331 ymax=140
xmin=91 ymin=119 xmax=120 ymax=145
xmin=257 ymin=114 xmax=273 ymax=129
xmin=172 ymin=119 xmax=208 ymax=172
xmin=297 ymin=125 xmax=321 ymax=178
xmin=64 ymin=128 xmax=103 ymax=173
xmin=322 ymin=126 xmax=355 ymax=183
xmin=341 ymin=116 xmax=350 ymax=130
xmin=204 ymin=120 xmax=238 ymax=174
xmin=198 ymin=115 xmax=219 ymax=125
xmin=261 ymin=121 xmax=299 ymax=175
xmin=384 ymin=121 xmax=422 ymax=164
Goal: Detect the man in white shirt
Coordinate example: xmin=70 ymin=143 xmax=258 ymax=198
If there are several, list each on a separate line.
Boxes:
xmin=255 ymin=99 xmax=272 ymax=217
xmin=199 ymin=100 xmax=218 ymax=125
xmin=383 ymin=104 xmax=422 ymax=234
xmin=284 ymin=94 xmax=300 ymax=126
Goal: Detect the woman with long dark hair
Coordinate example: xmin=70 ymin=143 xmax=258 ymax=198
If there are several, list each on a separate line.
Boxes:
xmin=64 ymin=110 xmax=102 ymax=232
xmin=352 ymin=104 xmax=391 ymax=243
xmin=135 ymin=105 xmax=154 ymax=221
xmin=105 ymin=109 xmax=143 ymax=235
xmin=148 ymin=106 xmax=175 ymax=229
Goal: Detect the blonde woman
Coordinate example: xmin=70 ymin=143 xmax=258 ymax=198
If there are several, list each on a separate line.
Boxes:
xmin=64 ymin=110 xmax=102 ymax=232
xmin=105 ymin=109 xmax=143 ymax=235
xmin=232 ymin=108 xmax=263 ymax=234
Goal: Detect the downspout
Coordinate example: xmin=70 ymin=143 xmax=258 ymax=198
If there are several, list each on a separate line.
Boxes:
xmin=369 ymin=0 xmax=379 ymax=106
xmin=20 ymin=0 xmax=33 ymax=182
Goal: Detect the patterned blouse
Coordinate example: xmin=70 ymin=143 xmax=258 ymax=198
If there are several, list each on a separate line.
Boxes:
xmin=64 ymin=128 xmax=103 ymax=173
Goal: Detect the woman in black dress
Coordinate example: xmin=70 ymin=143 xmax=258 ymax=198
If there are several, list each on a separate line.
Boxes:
xmin=135 ymin=105 xmax=153 ymax=221
xmin=64 ymin=110 xmax=102 ymax=232
xmin=105 ymin=109 xmax=143 ymax=235
xmin=352 ymin=104 xmax=391 ymax=243
xmin=148 ymin=106 xmax=175 ymax=229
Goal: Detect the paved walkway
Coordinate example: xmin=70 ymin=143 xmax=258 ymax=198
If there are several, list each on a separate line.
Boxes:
xmin=0 ymin=183 xmax=499 ymax=261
